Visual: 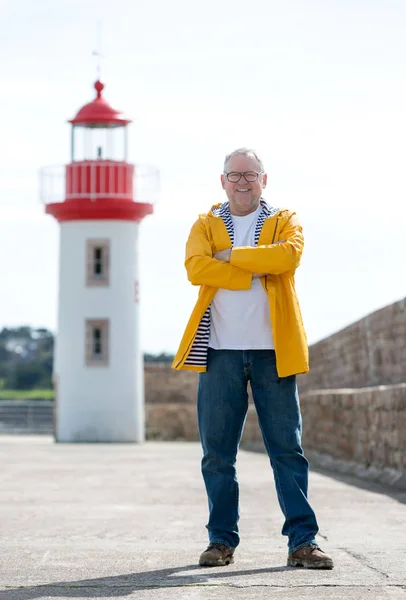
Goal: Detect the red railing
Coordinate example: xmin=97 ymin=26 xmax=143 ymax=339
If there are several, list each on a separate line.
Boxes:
xmin=40 ymin=161 xmax=159 ymax=205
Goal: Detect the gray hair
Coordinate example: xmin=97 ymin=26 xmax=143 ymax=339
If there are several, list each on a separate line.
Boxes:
xmin=223 ymin=147 xmax=265 ymax=172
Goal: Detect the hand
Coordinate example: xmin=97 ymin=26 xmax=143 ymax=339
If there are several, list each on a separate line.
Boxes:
xmin=214 ymin=249 xmax=232 ymax=262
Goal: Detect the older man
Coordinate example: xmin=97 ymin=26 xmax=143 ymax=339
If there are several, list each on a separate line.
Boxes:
xmin=172 ymin=148 xmax=333 ymax=569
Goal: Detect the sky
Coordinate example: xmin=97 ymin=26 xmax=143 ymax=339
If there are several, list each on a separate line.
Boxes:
xmin=0 ymin=0 xmax=405 ymax=354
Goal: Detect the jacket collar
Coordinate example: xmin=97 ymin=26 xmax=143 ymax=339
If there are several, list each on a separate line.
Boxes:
xmin=212 ymin=199 xmax=279 ymax=247
xmin=212 ymin=198 xmax=279 ymax=219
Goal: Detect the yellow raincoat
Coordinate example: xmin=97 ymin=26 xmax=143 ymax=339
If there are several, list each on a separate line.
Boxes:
xmin=172 ymin=201 xmax=309 ymax=378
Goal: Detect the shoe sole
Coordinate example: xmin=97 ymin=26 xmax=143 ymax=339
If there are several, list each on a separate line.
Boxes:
xmin=199 ymin=556 xmax=234 ymax=567
xmin=287 ymin=558 xmax=334 ymax=569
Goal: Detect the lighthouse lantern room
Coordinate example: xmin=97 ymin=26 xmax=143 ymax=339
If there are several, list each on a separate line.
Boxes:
xmin=41 ymin=80 xmax=158 ymax=442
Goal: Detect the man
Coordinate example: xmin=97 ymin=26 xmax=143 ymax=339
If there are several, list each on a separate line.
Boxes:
xmin=172 ymin=148 xmax=333 ymax=570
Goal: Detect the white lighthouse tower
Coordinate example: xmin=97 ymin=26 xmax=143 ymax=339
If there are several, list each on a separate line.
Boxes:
xmin=41 ymin=79 xmax=157 ymax=443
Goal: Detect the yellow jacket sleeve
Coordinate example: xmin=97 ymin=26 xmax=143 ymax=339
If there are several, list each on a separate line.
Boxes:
xmin=185 ymin=218 xmax=253 ymax=289
xmin=230 ymin=213 xmax=304 ymax=275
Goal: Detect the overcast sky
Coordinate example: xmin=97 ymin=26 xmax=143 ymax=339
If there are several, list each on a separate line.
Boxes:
xmin=0 ymin=0 xmax=405 ymax=353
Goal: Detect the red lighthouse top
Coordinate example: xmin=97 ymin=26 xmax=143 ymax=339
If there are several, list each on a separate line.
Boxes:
xmin=69 ymin=80 xmax=131 ymax=126
xmin=41 ymin=79 xmax=158 ymax=223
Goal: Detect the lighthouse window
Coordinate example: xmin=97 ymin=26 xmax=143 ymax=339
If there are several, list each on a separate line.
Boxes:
xmin=85 ymin=319 xmax=109 ymax=366
xmin=93 ymin=328 xmax=102 ymax=356
xmin=93 ymin=248 xmax=103 ymax=276
xmin=86 ymin=239 xmax=110 ymax=286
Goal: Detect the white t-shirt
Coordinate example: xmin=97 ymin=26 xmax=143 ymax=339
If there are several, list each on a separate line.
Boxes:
xmin=209 ymin=204 xmax=275 ymax=350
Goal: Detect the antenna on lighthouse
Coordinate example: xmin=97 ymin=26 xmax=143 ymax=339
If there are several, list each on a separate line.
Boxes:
xmin=92 ymin=21 xmax=104 ymax=79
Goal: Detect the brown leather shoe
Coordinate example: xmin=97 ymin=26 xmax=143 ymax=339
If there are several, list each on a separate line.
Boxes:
xmin=199 ymin=542 xmax=235 ymax=567
xmin=287 ymin=545 xmax=334 ymax=569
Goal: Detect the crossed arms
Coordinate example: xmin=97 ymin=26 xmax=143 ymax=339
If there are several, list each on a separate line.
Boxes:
xmin=185 ymin=213 xmax=304 ymax=290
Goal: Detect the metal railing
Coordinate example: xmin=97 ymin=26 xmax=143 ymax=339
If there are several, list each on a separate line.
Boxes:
xmin=0 ymin=400 xmax=54 ymax=434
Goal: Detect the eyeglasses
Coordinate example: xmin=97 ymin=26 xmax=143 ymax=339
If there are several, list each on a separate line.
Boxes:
xmin=224 ymin=171 xmax=263 ymax=183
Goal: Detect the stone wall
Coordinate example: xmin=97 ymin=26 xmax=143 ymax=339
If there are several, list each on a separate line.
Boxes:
xmin=298 ymin=297 xmax=406 ymax=393
xmin=144 ymin=298 xmax=406 ymax=488
xmin=145 ymin=385 xmax=406 ymax=488
xmin=146 ymin=384 xmax=406 ymax=474
xmin=146 ymin=403 xmax=198 ymax=441
xmin=144 ymin=363 xmax=198 ymax=404
xmin=300 ymin=384 xmax=406 ymax=477
xmin=146 ymin=399 xmax=266 ymax=446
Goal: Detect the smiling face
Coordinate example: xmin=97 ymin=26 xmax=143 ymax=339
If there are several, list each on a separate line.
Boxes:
xmin=221 ymin=152 xmax=267 ymax=216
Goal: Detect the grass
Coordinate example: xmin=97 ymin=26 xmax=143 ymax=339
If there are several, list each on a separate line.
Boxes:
xmin=0 ymin=389 xmax=54 ymax=400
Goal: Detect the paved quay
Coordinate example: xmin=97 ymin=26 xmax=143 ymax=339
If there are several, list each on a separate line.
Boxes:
xmin=0 ymin=436 xmax=405 ymax=599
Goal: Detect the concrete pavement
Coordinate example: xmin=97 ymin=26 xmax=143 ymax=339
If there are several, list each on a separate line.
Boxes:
xmin=0 ymin=436 xmax=405 ymax=599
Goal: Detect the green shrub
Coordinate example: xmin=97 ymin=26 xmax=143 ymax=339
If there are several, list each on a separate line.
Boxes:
xmin=0 ymin=389 xmax=54 ymax=401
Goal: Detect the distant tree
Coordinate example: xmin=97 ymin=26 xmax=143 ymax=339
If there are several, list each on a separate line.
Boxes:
xmin=144 ymin=352 xmax=175 ymax=363
xmin=0 ymin=326 xmax=175 ymax=389
xmin=0 ymin=326 xmax=54 ymax=389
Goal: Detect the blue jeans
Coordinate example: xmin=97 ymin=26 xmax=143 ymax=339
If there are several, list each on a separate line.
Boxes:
xmin=197 ymin=348 xmax=319 ymax=553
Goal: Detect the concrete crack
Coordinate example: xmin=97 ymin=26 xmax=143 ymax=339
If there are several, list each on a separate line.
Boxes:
xmin=3 ymin=583 xmax=406 ymax=590
xmin=341 ymin=548 xmax=390 ymax=578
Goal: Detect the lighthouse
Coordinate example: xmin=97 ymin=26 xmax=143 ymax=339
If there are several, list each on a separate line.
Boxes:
xmin=41 ymin=79 xmax=157 ymax=443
